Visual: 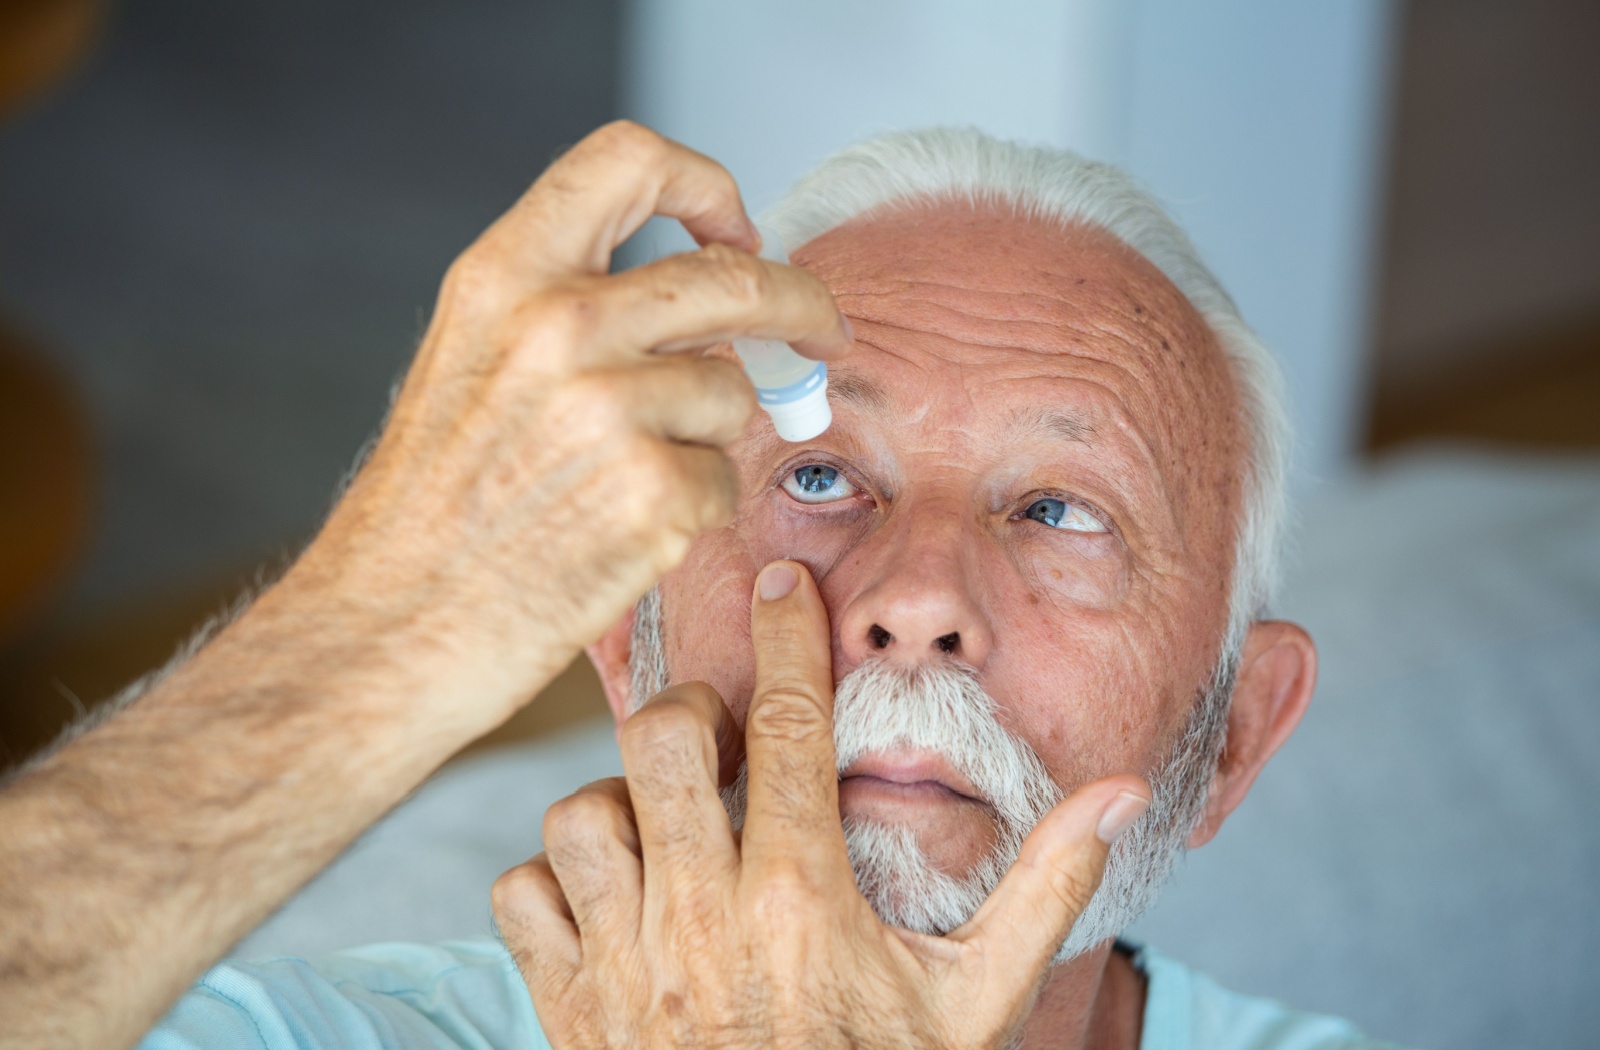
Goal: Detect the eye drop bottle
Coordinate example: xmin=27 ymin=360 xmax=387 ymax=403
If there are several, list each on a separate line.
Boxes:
xmin=732 ymin=226 xmax=832 ymax=442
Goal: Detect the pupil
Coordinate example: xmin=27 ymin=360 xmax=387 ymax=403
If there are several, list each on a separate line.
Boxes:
xmin=1030 ymin=499 xmax=1064 ymax=527
xmin=798 ymin=465 xmax=836 ymax=493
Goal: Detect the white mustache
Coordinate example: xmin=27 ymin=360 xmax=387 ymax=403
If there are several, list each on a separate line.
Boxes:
xmin=831 ymin=659 xmax=1061 ymax=835
xmin=722 ymin=658 xmax=1061 ymax=841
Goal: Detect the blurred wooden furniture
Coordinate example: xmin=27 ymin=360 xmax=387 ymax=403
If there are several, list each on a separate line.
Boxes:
xmin=0 ymin=0 xmax=103 ymax=763
xmin=0 ymin=332 xmax=90 ymax=646
xmin=0 ymin=0 xmax=99 ymax=116
xmin=1367 ymin=313 xmax=1600 ymax=454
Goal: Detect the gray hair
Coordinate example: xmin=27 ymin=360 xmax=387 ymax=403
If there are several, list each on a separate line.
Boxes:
xmin=762 ymin=127 xmax=1292 ymax=650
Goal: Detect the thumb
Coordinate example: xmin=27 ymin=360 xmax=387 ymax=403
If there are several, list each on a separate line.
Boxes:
xmin=943 ymin=775 xmax=1151 ymax=1017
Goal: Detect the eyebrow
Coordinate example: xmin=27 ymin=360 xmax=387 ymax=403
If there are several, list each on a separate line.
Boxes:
xmin=827 ymin=371 xmax=891 ymax=412
xmin=1019 ymin=407 xmax=1096 ymax=443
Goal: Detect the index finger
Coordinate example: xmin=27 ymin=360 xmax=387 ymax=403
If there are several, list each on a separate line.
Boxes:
xmin=739 ymin=561 xmax=851 ymax=874
xmin=479 ymin=121 xmax=759 ymax=279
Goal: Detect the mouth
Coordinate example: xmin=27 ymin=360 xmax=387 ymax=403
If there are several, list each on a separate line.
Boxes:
xmin=838 ymin=749 xmax=987 ymax=808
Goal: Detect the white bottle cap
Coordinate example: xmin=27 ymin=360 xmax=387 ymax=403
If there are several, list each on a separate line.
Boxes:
xmin=762 ymin=379 xmax=832 ymax=441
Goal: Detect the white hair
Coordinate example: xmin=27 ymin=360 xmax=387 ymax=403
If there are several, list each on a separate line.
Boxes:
xmin=762 ymin=127 xmax=1292 ymax=645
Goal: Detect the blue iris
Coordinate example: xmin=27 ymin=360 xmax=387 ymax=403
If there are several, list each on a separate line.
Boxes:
xmin=795 ymin=464 xmax=840 ymax=494
xmin=1025 ymin=497 xmax=1069 ymax=527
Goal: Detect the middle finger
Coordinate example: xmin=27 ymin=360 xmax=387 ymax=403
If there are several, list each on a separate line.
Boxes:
xmin=541 ymin=777 xmax=644 ymax=948
xmin=617 ymin=682 xmax=741 ymax=894
xmin=504 ymin=244 xmax=852 ymax=377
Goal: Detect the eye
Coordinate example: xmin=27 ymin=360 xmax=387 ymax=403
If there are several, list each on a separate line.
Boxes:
xmin=1023 ymin=497 xmax=1108 ymax=533
xmin=781 ymin=463 xmax=858 ymax=505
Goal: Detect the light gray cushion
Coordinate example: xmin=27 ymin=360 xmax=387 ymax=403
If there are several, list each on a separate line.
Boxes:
xmin=1130 ymin=447 xmax=1600 ymax=1048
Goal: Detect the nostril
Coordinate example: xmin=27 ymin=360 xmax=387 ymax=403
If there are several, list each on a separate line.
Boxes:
xmin=868 ymin=624 xmax=893 ymax=649
xmin=935 ymin=632 xmax=960 ymax=654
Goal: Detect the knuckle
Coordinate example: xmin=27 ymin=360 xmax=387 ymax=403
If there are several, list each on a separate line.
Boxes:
xmin=612 ymin=436 xmax=679 ymax=517
xmin=702 ymin=453 xmax=741 ymax=527
xmin=591 ymin=119 xmax=665 ymax=165
xmin=547 ymin=370 xmax=632 ymax=435
xmin=1046 ymin=863 xmax=1102 ymax=917
xmin=696 ymin=243 xmax=767 ymax=310
xmin=746 ymin=867 xmax=825 ymax=925
xmin=620 ymin=697 xmax=702 ymax=755
xmin=658 ymin=679 xmax=722 ymax=712
xmin=490 ymin=864 xmax=540 ymax=918
xmin=520 ymin=284 xmax=602 ymax=353
xmin=440 ymin=248 xmax=504 ymax=307
xmin=745 ymin=688 xmax=830 ymax=744
xmin=541 ymin=791 xmax=620 ymax=848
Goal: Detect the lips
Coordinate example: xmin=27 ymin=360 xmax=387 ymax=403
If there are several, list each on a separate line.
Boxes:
xmin=839 ymin=748 xmax=985 ymax=804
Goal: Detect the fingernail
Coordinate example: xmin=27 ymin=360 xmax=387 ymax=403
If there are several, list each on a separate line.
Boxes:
xmin=1096 ymin=791 xmax=1150 ymax=845
xmin=757 ymin=562 xmax=798 ymax=601
xmin=838 ymin=313 xmax=854 ymax=343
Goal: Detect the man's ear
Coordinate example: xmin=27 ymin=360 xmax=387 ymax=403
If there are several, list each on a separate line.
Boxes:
xmin=586 ymin=607 xmax=637 ymax=728
xmin=1187 ymin=620 xmax=1317 ymax=848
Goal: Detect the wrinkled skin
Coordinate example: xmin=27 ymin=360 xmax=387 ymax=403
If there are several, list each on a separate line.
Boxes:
xmin=502 ymin=204 xmax=1319 ymax=1049
xmin=496 ymin=561 xmax=1153 ymax=1050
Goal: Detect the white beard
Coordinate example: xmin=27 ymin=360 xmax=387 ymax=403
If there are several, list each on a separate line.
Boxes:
xmin=629 ymin=586 xmax=1233 ymax=964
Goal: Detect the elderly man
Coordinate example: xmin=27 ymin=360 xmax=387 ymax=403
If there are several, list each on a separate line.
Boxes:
xmin=0 ymin=123 xmax=1399 ymax=1050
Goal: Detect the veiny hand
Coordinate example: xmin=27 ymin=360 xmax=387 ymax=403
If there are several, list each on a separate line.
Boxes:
xmin=492 ymin=561 xmax=1153 ymax=1050
xmin=0 ymin=124 xmax=854 ymax=1050
xmin=285 ymin=121 xmax=852 ymax=730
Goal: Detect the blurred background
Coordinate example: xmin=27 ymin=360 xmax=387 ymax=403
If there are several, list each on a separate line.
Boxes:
xmin=1 ymin=1 xmax=1595 ymax=1047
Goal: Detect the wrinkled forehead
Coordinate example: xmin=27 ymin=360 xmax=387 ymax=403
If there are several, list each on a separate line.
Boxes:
xmin=788 ymin=201 xmax=1247 ymax=528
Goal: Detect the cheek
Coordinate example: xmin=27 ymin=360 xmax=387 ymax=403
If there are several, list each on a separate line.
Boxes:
xmin=660 ymin=530 xmax=760 ymax=718
xmin=979 ymin=561 xmax=1173 ymax=786
xmin=659 ymin=496 xmax=871 ymax=719
xmin=754 ymin=494 xmax=878 ymax=583
xmin=1011 ymin=535 xmax=1129 ymax=609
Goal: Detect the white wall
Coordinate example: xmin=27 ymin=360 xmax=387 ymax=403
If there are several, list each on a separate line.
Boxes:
xmin=622 ymin=0 xmax=1397 ymax=484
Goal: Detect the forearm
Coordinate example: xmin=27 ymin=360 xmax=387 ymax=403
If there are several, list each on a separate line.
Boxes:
xmin=0 ymin=120 xmax=841 ymax=1050
xmin=0 ymin=567 xmax=565 ymax=1050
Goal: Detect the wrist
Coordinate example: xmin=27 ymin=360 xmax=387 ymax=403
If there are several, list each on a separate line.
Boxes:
xmin=249 ymin=546 xmax=573 ymax=748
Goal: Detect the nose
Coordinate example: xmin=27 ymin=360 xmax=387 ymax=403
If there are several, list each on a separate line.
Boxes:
xmin=836 ymin=500 xmax=994 ymax=671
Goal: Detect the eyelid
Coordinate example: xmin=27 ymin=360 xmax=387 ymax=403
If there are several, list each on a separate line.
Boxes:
xmin=768 ymin=451 xmax=870 ymax=492
xmin=1017 ymin=490 xmax=1118 ymax=536
xmin=770 ymin=453 xmax=876 ymax=505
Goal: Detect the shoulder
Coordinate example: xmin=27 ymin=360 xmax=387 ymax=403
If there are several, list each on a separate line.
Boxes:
xmin=1130 ymin=943 xmax=1411 ymax=1050
xmin=138 ymin=939 xmax=548 ymax=1050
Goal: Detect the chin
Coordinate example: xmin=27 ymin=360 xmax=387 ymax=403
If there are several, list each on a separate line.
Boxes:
xmin=837 ymin=776 xmax=1003 ymax=878
xmin=841 ymin=814 xmax=1011 ymax=936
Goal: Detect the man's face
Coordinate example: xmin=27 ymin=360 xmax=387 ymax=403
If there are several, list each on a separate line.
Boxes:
xmin=658 ymin=203 xmax=1247 ymax=884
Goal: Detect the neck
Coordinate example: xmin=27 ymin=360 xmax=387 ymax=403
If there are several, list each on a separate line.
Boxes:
xmin=1015 ymin=942 xmax=1145 ymax=1050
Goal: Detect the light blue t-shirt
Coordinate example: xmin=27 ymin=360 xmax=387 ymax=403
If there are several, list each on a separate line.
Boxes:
xmin=139 ymin=939 xmax=1404 ymax=1049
